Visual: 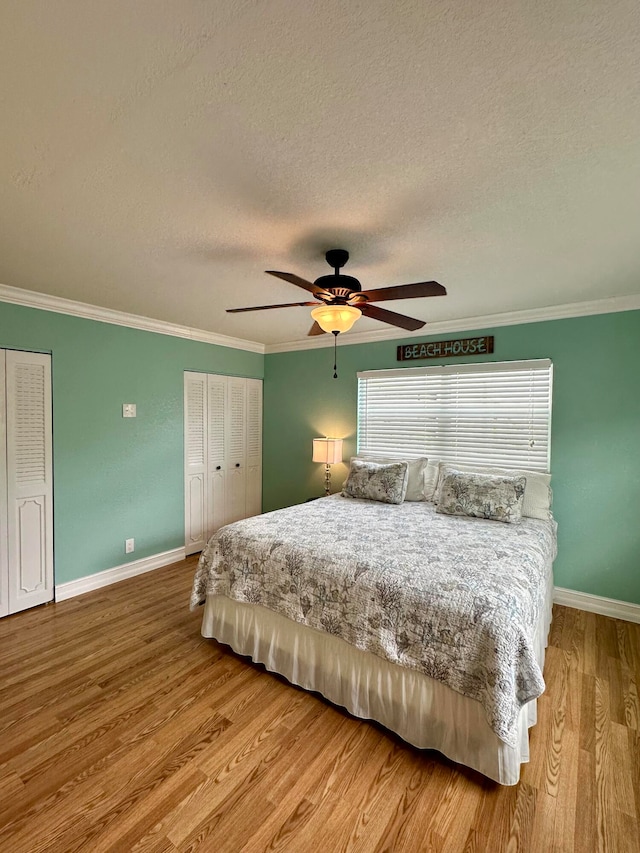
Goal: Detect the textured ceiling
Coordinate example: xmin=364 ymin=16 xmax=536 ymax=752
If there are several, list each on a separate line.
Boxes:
xmin=1 ymin=0 xmax=639 ymax=346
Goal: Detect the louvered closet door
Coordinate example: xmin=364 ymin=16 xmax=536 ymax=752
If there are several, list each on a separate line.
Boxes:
xmin=207 ymin=375 xmax=227 ymax=535
xmin=184 ymin=372 xmax=207 ymax=555
xmin=245 ymin=378 xmax=262 ymax=519
xmin=184 ymin=372 xmax=263 ymax=551
xmin=5 ymin=350 xmax=53 ymax=614
xmin=0 ymin=351 xmax=8 ymax=618
xmin=225 ymin=377 xmax=247 ymax=526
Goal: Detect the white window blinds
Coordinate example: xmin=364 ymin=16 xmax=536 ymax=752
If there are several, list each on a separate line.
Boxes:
xmin=357 ymin=359 xmax=552 ymax=472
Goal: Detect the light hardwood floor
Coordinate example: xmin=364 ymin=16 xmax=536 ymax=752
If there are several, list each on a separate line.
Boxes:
xmin=0 ymin=557 xmax=638 ymax=852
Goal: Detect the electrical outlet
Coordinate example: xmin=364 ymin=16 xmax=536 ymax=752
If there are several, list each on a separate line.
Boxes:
xmin=125 ymin=538 xmax=135 ymax=554
xmin=122 ymin=403 xmax=137 ymax=418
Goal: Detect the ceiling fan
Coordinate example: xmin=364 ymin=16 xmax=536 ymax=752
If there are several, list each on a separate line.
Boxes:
xmin=227 ymin=249 xmax=447 ymax=337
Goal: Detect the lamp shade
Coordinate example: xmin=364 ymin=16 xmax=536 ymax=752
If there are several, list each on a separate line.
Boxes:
xmin=312 ymin=437 xmax=343 ymax=464
xmin=310 ymin=305 xmax=361 ymax=334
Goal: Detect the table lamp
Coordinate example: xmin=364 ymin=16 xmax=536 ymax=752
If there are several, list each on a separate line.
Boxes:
xmin=312 ymin=437 xmax=343 ymax=496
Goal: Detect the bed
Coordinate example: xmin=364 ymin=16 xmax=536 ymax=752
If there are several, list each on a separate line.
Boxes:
xmin=191 ymin=475 xmax=556 ymax=786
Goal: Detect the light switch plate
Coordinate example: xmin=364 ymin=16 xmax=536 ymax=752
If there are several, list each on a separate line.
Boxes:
xmin=122 ymin=403 xmax=136 ymax=418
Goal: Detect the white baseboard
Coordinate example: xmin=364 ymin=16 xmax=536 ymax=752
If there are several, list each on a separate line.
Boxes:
xmin=554 ymin=586 xmax=640 ymax=624
xmin=54 ymin=559 xmax=639 ymax=623
xmin=55 ymin=546 xmax=187 ymax=602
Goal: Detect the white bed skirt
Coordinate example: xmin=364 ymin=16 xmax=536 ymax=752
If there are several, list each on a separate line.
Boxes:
xmin=201 ymin=574 xmax=553 ymax=786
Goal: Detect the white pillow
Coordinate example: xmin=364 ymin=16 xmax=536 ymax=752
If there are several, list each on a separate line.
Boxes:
xmin=423 ymin=459 xmax=440 ymax=501
xmin=435 ymin=462 xmax=552 ymax=520
xmin=354 ymin=455 xmax=429 ymax=501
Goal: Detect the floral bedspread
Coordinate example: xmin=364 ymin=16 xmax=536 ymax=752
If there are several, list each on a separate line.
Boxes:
xmin=191 ymin=495 xmax=557 ymax=746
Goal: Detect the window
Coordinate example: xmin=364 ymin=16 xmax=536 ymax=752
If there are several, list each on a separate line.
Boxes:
xmin=357 ymin=359 xmax=552 ymax=472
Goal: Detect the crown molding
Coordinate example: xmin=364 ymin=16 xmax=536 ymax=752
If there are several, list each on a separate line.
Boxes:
xmin=0 ymin=283 xmax=265 ymax=354
xmin=2 ymin=282 xmax=639 ymax=357
xmin=264 ymin=293 xmax=640 ymax=354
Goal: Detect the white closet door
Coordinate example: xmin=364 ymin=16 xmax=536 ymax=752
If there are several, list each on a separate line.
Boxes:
xmin=184 ymin=372 xmax=208 ymax=555
xmin=207 ymin=375 xmax=227 ymax=536
xmin=225 ymin=377 xmax=246 ymax=526
xmin=245 ymin=378 xmax=262 ymax=519
xmin=184 ymin=372 xmax=263 ymax=550
xmin=0 ymin=351 xmax=8 ymax=618
xmin=6 ymin=350 xmax=53 ymax=614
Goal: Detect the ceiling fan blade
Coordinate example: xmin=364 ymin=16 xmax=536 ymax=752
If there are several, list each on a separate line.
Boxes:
xmin=360 ymin=281 xmax=446 ymax=302
xmin=226 ymin=301 xmax=317 ymax=313
xmin=308 ymin=321 xmax=326 ymax=336
xmin=361 ymin=303 xmax=426 ymax=331
xmin=265 ymin=270 xmax=327 ymax=296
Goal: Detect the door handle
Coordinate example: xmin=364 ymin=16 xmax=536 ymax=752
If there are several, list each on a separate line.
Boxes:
xmin=216 ymin=465 xmax=221 ymax=470
xmin=235 ymin=463 xmax=240 ymax=468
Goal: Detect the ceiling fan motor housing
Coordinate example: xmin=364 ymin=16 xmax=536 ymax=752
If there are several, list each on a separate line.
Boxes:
xmin=313 ymin=274 xmax=362 ymax=299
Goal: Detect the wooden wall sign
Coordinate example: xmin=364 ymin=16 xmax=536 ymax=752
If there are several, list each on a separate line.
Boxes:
xmin=397 ymin=336 xmax=494 ymax=362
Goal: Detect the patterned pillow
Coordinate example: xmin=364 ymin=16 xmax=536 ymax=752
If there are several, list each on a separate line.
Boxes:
xmin=435 ymin=469 xmax=526 ymax=523
xmin=353 ymin=455 xmax=429 ymax=501
xmin=435 ymin=462 xmax=552 ymax=519
xmin=342 ymin=459 xmax=409 ymax=505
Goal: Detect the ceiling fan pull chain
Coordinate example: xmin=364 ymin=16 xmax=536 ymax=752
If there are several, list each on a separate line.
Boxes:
xmin=333 ymin=331 xmax=339 ymax=379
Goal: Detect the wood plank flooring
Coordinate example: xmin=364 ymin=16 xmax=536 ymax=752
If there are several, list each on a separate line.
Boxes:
xmin=0 ymin=557 xmax=638 ymax=852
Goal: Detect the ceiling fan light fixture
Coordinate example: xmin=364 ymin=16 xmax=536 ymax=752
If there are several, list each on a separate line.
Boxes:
xmin=310 ymin=304 xmax=362 ymax=334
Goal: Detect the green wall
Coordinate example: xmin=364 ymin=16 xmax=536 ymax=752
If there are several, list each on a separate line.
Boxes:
xmin=0 ymin=301 xmax=263 ymax=584
xmin=263 ymin=310 xmax=640 ymax=605
xmin=2 ymin=298 xmax=638 ymax=605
